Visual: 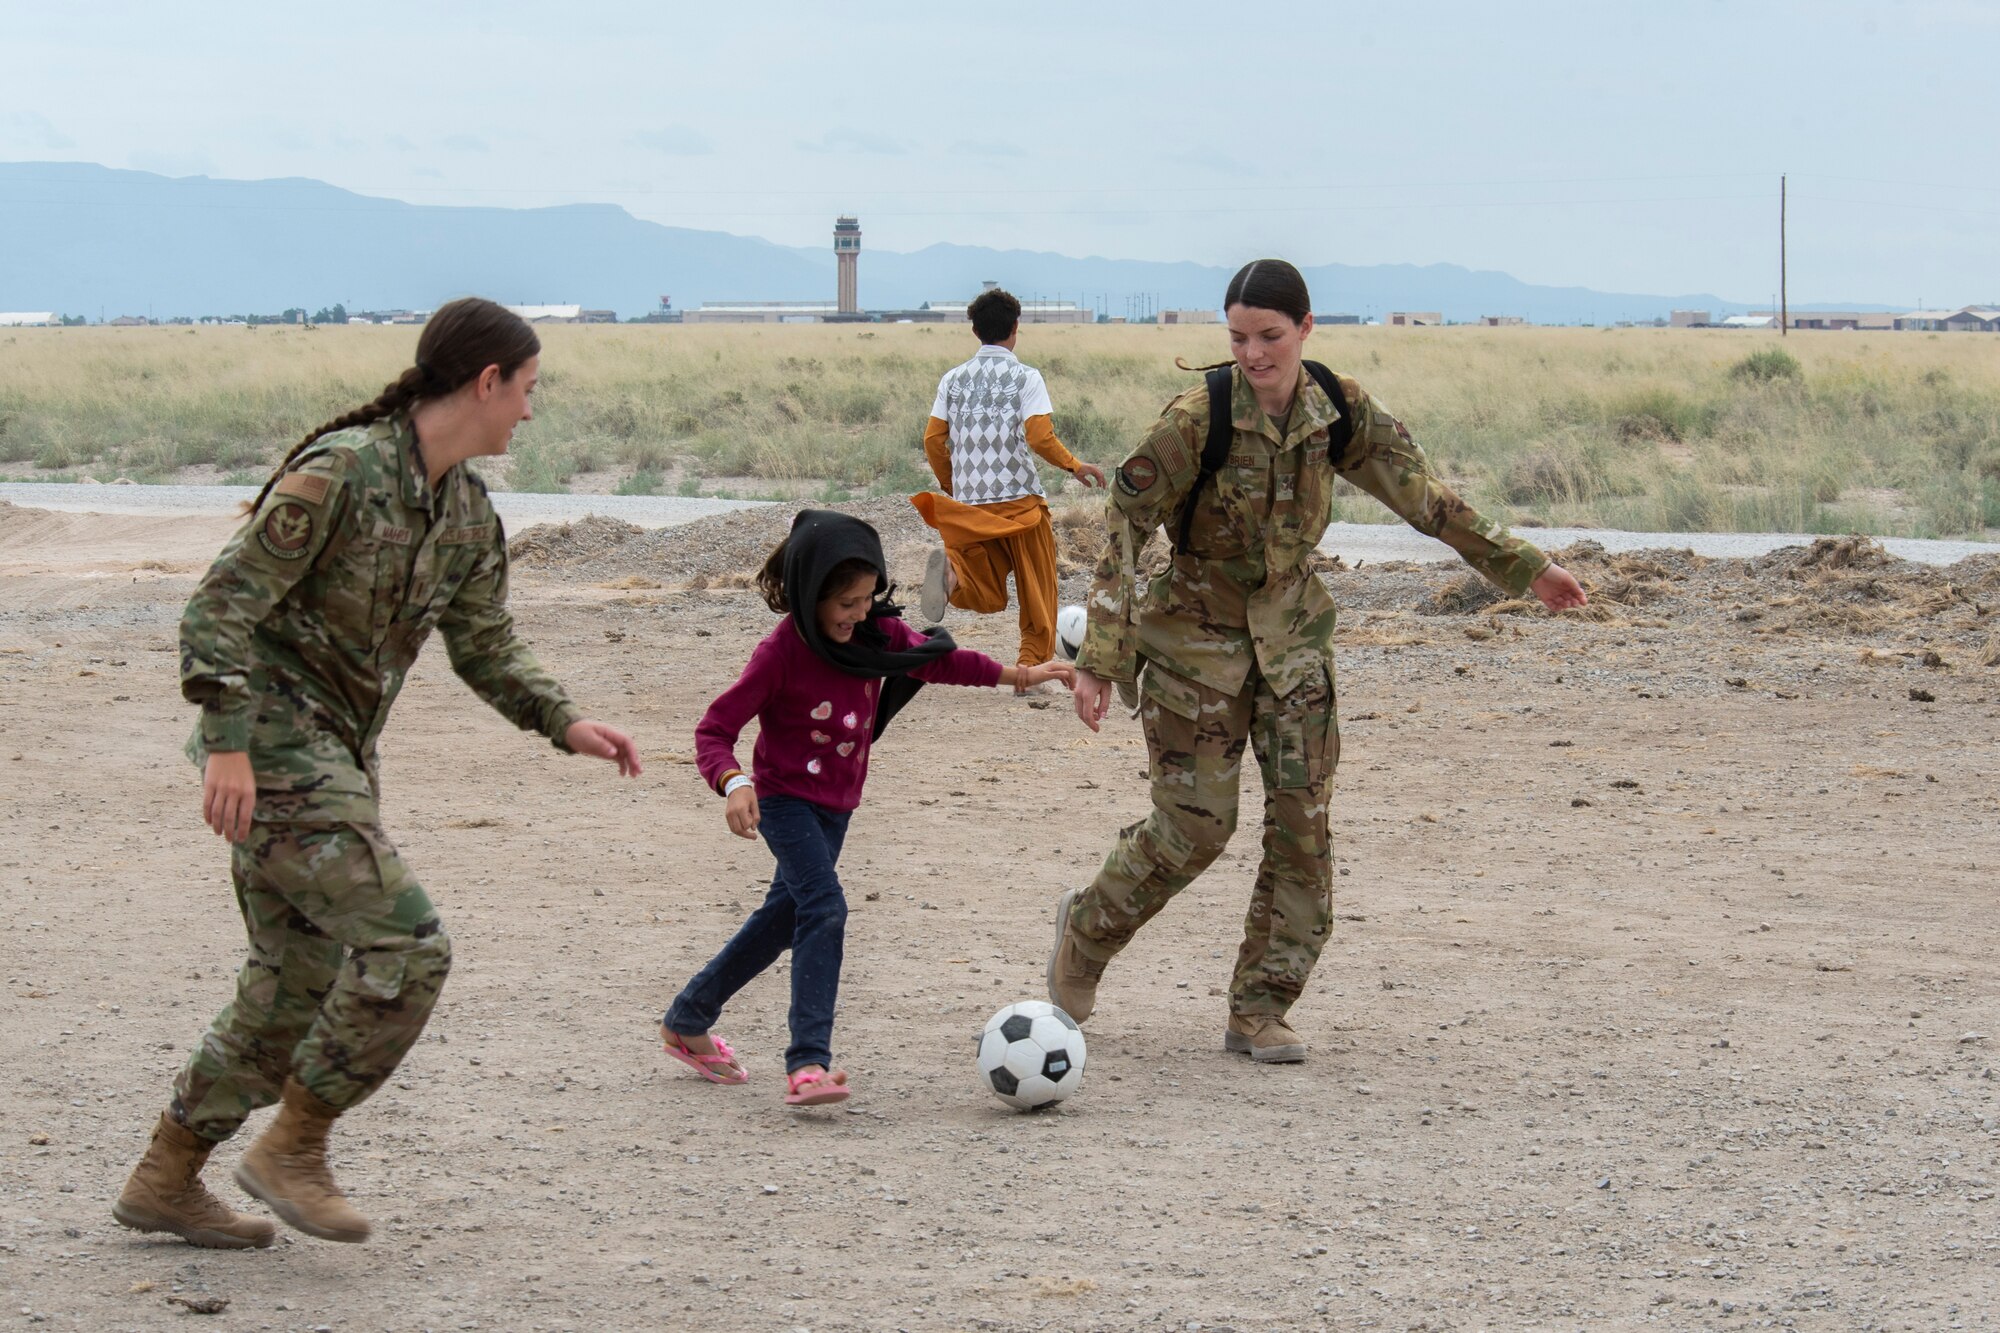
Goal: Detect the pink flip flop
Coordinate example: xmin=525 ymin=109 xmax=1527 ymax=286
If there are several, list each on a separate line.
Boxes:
xmin=661 ymin=1028 xmax=748 ymax=1085
xmin=784 ymin=1067 xmax=850 ymax=1107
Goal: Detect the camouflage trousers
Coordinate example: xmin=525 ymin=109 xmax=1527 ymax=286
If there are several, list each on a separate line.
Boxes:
xmin=1069 ymin=656 xmax=1338 ymax=1017
xmin=171 ymin=822 xmax=452 ymax=1143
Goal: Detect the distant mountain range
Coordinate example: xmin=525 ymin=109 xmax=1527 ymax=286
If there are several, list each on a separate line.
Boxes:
xmin=0 ymin=162 xmax=1890 ymax=323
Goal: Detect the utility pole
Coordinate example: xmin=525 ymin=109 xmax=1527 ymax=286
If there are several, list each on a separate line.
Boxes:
xmin=1780 ymin=173 xmax=1788 ymax=338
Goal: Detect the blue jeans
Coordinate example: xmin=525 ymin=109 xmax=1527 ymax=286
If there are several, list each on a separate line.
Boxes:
xmin=664 ymin=795 xmax=851 ymax=1075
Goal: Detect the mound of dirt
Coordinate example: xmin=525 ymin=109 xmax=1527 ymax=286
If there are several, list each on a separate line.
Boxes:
xmin=506 ymin=505 xmax=2000 ymax=654
xmin=506 ymin=515 xmax=644 ymax=569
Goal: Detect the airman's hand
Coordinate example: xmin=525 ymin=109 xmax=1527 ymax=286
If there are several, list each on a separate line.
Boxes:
xmin=1072 ymin=669 xmax=1115 ymax=733
xmin=1531 ymin=563 xmax=1588 ymax=611
xmin=202 ymin=751 xmax=257 ymax=844
xmin=564 ymin=719 xmax=644 ymax=776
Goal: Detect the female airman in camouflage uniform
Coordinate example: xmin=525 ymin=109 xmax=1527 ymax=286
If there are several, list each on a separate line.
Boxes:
xmin=113 ymin=298 xmax=642 ymax=1248
xmin=1048 ymin=261 xmax=1586 ymax=1063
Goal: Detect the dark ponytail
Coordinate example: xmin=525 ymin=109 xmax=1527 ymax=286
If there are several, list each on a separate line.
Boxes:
xmin=245 ymin=296 xmax=540 ymax=512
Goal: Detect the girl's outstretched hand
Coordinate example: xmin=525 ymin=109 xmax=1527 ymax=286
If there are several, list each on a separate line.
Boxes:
xmin=725 ymin=786 xmax=761 ymax=840
xmin=1532 ymin=563 xmax=1588 ymax=611
xmin=1072 ymin=669 xmax=1114 ymax=733
xmin=564 ymin=719 xmax=644 ymax=777
xmin=1021 ymin=660 xmax=1076 ymax=690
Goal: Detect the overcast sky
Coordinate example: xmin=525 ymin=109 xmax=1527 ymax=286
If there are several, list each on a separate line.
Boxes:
xmin=5 ymin=0 xmax=1995 ymax=305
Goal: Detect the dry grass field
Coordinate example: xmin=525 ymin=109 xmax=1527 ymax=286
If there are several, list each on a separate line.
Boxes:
xmin=1 ymin=322 xmax=1997 ymax=538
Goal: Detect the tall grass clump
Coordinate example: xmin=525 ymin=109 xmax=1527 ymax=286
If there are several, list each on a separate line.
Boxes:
xmin=1730 ymin=346 xmax=1803 ymax=383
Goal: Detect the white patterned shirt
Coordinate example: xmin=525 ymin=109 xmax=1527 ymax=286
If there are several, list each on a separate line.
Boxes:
xmin=929 ymin=345 xmax=1055 ymax=505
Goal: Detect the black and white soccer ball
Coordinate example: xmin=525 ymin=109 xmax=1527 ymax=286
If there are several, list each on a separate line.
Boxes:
xmin=977 ymin=1000 xmax=1086 ymax=1111
xmin=1055 ymin=605 xmax=1088 ymax=662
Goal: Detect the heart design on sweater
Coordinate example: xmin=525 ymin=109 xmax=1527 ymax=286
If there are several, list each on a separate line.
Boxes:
xmin=810 ymin=702 xmax=832 ymax=720
xmin=836 ymin=741 xmax=855 ymax=757
xmin=806 ymin=757 xmax=823 ymax=775
xmin=842 ymin=711 xmax=859 ymax=730
xmin=810 ymin=730 xmax=831 ymax=745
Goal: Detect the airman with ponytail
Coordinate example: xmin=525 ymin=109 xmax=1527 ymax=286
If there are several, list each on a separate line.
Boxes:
xmin=113 ymin=297 xmax=642 ymax=1251
xmin=1047 ymin=260 xmax=1587 ymax=1065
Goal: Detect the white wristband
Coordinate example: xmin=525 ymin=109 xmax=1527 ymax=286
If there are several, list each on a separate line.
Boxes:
xmin=722 ymin=774 xmax=753 ymax=797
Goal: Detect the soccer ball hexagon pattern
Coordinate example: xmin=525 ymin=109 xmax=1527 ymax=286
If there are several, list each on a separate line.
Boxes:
xmin=977 ymin=1000 xmax=1086 ymax=1111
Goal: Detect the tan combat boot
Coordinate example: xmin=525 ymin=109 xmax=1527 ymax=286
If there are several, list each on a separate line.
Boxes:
xmin=1045 ymin=888 xmax=1106 ymax=1023
xmin=1224 ymin=1013 xmax=1307 ymax=1064
xmin=234 ymin=1079 xmax=371 ymax=1243
xmin=112 ymin=1113 xmax=277 ymax=1249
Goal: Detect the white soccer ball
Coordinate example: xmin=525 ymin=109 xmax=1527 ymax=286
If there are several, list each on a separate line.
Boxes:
xmin=1055 ymin=605 xmax=1088 ymax=662
xmin=977 ymin=1000 xmax=1086 ymax=1111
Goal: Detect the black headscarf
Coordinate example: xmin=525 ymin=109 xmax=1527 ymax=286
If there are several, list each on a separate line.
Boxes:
xmin=782 ymin=509 xmax=957 ymax=740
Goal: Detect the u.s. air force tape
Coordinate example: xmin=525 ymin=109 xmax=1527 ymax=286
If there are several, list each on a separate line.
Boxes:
xmin=258 ymin=502 xmax=314 ymax=559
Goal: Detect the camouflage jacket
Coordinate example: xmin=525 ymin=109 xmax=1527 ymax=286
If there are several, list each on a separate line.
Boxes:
xmin=1075 ymin=365 xmax=1550 ymax=698
xmin=181 ymin=415 xmax=582 ymax=822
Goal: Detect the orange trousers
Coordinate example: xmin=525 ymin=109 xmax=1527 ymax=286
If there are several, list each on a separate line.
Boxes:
xmin=909 ymin=492 xmax=1059 ymax=667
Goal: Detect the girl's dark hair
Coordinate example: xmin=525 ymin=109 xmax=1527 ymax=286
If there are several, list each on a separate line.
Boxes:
xmin=1224 ymin=259 xmax=1312 ymax=325
xmin=246 ymin=296 xmax=540 ymax=512
xmin=756 ymin=542 xmax=880 ymax=615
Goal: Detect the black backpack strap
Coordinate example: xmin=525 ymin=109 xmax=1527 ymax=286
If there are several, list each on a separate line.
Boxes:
xmin=1303 ymin=360 xmax=1358 ymax=468
xmin=1176 ymin=366 xmax=1237 ymax=550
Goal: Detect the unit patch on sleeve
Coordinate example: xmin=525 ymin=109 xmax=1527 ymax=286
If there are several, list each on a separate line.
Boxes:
xmin=258 ymin=502 xmax=315 ymax=560
xmin=1116 ymin=457 xmax=1158 ymax=496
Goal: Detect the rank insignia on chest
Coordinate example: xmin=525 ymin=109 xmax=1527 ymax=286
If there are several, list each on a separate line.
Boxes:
xmin=258 ymin=502 xmax=314 ymax=560
xmin=1276 ymin=474 xmax=1297 ymax=502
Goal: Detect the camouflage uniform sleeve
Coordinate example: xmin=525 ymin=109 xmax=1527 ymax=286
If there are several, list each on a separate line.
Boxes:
xmin=436 ymin=516 xmax=585 ymax=750
xmin=180 ymin=458 xmax=353 ymax=752
xmin=1074 ymin=401 xmax=1203 ymax=683
xmin=1336 ymin=385 xmax=1551 ymax=597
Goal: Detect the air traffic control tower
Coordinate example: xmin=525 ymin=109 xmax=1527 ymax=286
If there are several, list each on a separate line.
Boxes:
xmin=833 ymin=215 xmax=861 ymax=314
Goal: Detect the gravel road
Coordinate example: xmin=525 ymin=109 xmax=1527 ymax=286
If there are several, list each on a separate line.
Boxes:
xmin=3 ymin=482 xmax=1994 ymax=567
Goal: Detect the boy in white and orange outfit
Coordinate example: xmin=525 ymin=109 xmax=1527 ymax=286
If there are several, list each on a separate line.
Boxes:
xmin=912 ymin=287 xmax=1105 ymax=679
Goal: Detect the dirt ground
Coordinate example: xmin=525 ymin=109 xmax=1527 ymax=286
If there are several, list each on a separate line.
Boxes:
xmin=2 ymin=500 xmax=1997 ymax=1332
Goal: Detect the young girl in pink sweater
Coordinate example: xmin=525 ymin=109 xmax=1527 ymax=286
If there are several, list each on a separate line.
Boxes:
xmin=663 ymin=510 xmax=1073 ymax=1106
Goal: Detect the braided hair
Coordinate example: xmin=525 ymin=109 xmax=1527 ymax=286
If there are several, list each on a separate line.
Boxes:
xmin=245 ymin=296 xmax=540 ymax=512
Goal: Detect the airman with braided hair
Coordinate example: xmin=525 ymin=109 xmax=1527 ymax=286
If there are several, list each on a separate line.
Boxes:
xmin=1049 ymin=260 xmax=1587 ymax=1064
xmin=112 ymin=297 xmax=642 ymax=1250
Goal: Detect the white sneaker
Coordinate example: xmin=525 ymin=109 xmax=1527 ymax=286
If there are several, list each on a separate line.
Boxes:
xmin=920 ymin=548 xmax=950 ymax=623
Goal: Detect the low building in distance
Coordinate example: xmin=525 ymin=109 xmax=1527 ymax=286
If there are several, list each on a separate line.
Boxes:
xmin=682 ymin=301 xmax=842 ymax=325
xmin=1384 ymin=311 xmax=1443 ymax=327
xmin=0 ymin=311 xmax=58 ymax=327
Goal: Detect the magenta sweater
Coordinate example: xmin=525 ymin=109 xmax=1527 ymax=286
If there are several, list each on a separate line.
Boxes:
xmin=695 ymin=616 xmax=1004 ymax=812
